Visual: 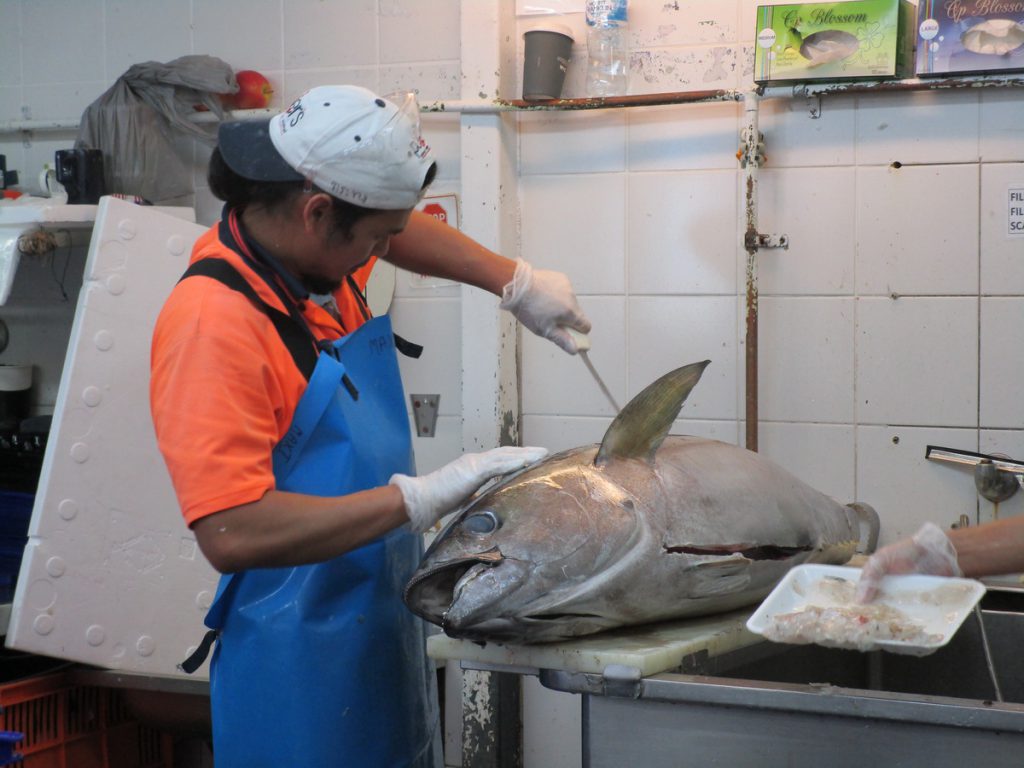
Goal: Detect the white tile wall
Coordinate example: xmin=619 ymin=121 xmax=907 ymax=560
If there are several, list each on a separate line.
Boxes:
xmin=627 ymin=170 xmax=738 ymax=294
xmin=758 ymin=297 xmax=854 ymax=423
xmin=981 ymin=298 xmax=1024 ymax=430
xmin=3 ymin=2 xmax=1024 ymax=766
xmin=756 ymin=94 xmax=857 ymax=168
xmin=980 ymin=91 xmax=1024 ymax=163
xmin=857 ymin=426 xmax=980 ymax=545
xmin=627 ymin=101 xmax=741 ymax=172
xmin=523 ymin=296 xmax=626 ymax=417
xmin=627 ymin=295 xmax=738 ymax=418
xmin=981 ymin=162 xmax=1024 ymax=295
xmin=519 ymin=109 xmax=628 ymax=175
xmin=756 ymin=167 xmax=856 ymax=295
xmin=855 ymin=91 xmax=980 ymax=166
xmin=856 ymin=164 xmax=980 ymax=296
xmin=519 ymin=174 xmax=626 ymax=294
xmin=857 ymin=297 xmax=978 ymax=427
xmin=758 ymin=422 xmax=855 ymax=503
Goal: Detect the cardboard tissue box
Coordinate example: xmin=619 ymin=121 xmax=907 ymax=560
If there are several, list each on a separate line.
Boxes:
xmin=916 ymin=0 xmax=1024 ymax=76
xmin=754 ymin=0 xmax=916 ymax=84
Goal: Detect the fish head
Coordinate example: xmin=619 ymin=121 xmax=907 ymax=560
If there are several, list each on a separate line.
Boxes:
xmin=403 ymin=446 xmax=647 ymax=642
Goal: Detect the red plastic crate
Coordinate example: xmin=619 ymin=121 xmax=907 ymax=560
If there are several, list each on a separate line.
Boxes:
xmin=0 ymin=671 xmax=173 ymax=768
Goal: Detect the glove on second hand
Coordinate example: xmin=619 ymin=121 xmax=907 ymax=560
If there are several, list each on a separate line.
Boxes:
xmin=499 ymin=258 xmax=591 ymax=355
xmin=391 ymin=445 xmax=549 ymax=534
xmin=855 ymin=522 xmax=961 ymax=603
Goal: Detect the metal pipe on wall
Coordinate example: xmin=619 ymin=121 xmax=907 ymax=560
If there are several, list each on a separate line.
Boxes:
xmin=741 ymin=90 xmax=762 ymax=453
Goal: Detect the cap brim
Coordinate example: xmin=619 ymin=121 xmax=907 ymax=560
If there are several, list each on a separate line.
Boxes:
xmin=218 ymin=120 xmax=304 ymax=183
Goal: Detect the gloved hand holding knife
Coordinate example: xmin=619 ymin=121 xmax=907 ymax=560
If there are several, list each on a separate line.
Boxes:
xmin=499 ymin=258 xmax=620 ymax=412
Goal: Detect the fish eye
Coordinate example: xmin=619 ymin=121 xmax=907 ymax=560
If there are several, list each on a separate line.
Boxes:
xmin=463 ymin=510 xmax=499 ymax=535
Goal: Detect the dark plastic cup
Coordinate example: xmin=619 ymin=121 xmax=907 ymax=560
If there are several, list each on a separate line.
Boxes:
xmin=523 ymin=26 xmax=574 ymax=101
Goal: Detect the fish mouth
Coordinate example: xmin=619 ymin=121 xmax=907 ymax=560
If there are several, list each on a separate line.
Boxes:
xmin=403 ymin=548 xmax=503 ymax=625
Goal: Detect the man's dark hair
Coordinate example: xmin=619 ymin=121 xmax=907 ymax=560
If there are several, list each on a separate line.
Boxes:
xmin=208 ymin=147 xmax=437 ymax=238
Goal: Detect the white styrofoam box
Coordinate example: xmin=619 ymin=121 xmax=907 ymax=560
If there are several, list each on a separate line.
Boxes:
xmin=758 ymin=422 xmax=856 ymax=504
xmin=410 ymin=414 xmax=464 ymax=475
xmin=419 ymin=115 xmax=461 ymax=182
xmin=627 ymin=101 xmax=742 ymax=172
xmin=391 ymin=295 xmax=462 ymax=416
xmin=21 ymin=0 xmax=104 ymax=85
xmin=980 ymin=91 xmax=1024 ymax=163
xmin=631 ymin=0 xmax=739 ymax=47
xmin=523 ymin=676 xmax=582 ymax=768
xmin=523 ymin=296 xmax=626 ymax=417
xmin=627 ymin=170 xmax=738 ymax=295
xmin=629 ymin=45 xmax=741 ymax=95
xmin=756 ymin=167 xmax=855 ymax=295
xmin=284 ymin=0 xmax=379 ymax=70
xmin=855 ymin=91 xmax=980 ymax=166
xmin=520 ymin=174 xmax=626 ymax=294
xmin=856 ymin=425 xmax=980 ymax=546
xmin=978 ymin=429 xmax=1024 ymax=526
xmin=756 ymin=94 xmax=857 ymax=168
xmin=193 ymin=0 xmax=284 ymax=72
xmin=981 ymin=298 xmax=1024 ymax=430
xmin=856 ymin=164 xmax=980 ymax=296
xmin=980 ymin=162 xmax=1024 ymax=295
xmin=103 ymin=0 xmax=191 ymax=81
xmin=380 ymin=62 xmax=461 ymax=102
xmin=522 ymin=415 xmax=616 ymax=454
xmin=7 ymin=198 xmax=216 ymax=677
xmin=519 ymin=109 xmax=628 ymax=176
xmin=857 ymin=297 xmax=978 ymax=428
xmin=380 ymin=0 xmax=460 ymax=64
xmin=758 ymin=297 xmax=855 ymax=423
xmin=627 ymin=295 xmax=739 ymax=420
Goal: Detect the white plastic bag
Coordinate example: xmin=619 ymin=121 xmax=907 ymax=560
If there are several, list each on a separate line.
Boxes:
xmin=75 ymin=55 xmax=237 ymax=203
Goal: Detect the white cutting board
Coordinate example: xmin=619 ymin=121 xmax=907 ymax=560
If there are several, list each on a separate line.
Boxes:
xmin=427 ymin=609 xmax=759 ymax=677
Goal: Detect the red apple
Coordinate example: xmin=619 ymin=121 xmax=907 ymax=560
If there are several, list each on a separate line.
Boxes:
xmin=223 ymin=70 xmax=274 ymax=110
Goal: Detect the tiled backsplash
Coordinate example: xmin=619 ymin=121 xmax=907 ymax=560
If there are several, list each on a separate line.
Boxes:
xmin=0 ymin=0 xmax=1021 ymax=540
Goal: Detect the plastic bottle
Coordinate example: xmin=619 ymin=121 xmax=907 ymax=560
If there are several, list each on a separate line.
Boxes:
xmin=585 ymin=0 xmax=629 ymax=97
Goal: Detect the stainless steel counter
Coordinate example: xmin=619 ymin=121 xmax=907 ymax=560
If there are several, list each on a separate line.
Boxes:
xmin=536 ymin=592 xmax=1024 ymax=768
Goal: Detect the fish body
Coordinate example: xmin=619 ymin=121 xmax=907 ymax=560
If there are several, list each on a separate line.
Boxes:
xmin=404 ymin=361 xmax=878 ymax=644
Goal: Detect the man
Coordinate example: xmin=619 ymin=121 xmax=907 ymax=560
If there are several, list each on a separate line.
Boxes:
xmin=150 ymin=85 xmax=590 ymax=766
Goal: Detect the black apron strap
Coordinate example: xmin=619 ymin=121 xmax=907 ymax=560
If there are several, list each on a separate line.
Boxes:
xmin=180 ymin=258 xmax=319 ymax=380
xmin=178 ymin=629 xmax=219 ymax=674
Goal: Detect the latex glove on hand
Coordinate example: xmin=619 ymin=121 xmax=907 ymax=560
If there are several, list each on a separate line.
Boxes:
xmin=855 ymin=522 xmax=961 ymax=603
xmin=499 ymin=258 xmax=591 ymax=354
xmin=391 ymin=446 xmax=549 ymax=533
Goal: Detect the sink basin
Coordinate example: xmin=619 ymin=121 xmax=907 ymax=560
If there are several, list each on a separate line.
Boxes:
xmin=719 ymin=588 xmax=1024 ymax=702
xmin=541 ymin=588 xmax=1024 ymax=768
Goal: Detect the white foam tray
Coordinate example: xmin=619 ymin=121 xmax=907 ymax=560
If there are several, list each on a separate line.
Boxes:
xmin=746 ymin=564 xmax=986 ymax=656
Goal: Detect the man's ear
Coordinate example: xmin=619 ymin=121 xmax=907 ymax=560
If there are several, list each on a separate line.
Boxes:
xmin=300 ymin=192 xmax=335 ymax=234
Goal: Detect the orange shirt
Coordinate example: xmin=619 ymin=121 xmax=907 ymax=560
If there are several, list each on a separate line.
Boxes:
xmin=150 ymin=223 xmax=375 ymax=526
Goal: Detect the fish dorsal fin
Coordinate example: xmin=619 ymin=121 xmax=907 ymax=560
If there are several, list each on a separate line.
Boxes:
xmin=595 ymin=360 xmax=710 ymax=467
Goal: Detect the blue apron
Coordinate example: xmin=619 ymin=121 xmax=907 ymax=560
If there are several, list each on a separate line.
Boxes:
xmin=203 ymin=315 xmax=440 ymax=767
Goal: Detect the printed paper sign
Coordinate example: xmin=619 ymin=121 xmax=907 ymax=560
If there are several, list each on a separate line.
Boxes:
xmin=1010 ymin=186 xmax=1024 ymax=239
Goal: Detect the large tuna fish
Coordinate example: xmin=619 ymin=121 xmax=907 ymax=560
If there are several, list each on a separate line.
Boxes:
xmin=404 ymin=360 xmax=878 ymax=644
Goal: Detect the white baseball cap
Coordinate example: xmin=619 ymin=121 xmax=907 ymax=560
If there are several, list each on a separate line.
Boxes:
xmin=217 ymin=85 xmax=434 ymax=210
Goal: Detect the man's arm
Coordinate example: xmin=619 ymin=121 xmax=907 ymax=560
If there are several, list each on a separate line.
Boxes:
xmin=385 ymin=210 xmax=516 ymax=295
